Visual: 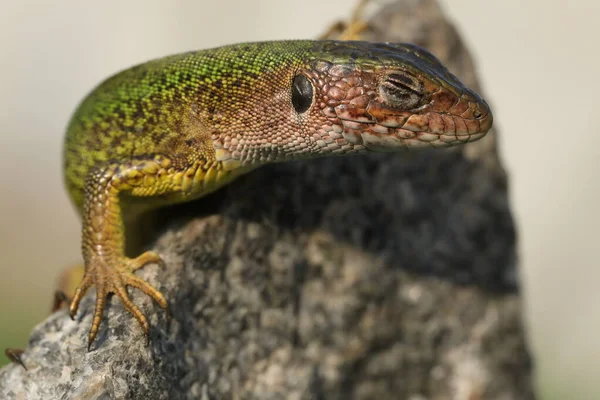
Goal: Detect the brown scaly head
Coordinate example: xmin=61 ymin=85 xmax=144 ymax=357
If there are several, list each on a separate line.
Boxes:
xmin=211 ymin=40 xmax=493 ymax=170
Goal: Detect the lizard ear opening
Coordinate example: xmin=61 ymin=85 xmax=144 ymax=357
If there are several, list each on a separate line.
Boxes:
xmin=291 ymin=74 xmax=313 ymax=114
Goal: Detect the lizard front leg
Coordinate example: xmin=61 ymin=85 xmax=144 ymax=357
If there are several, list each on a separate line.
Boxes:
xmin=69 ymin=154 xmax=187 ymax=349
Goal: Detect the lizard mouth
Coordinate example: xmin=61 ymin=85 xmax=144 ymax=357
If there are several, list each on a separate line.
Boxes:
xmin=330 ymin=96 xmax=493 ymax=151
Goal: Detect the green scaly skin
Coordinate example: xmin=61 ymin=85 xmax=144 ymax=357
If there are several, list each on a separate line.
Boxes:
xmin=63 ymin=40 xmax=493 ymax=349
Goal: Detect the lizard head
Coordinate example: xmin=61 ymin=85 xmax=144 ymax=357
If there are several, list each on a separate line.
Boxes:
xmin=211 ymin=40 xmax=492 ymax=169
xmin=297 ymin=40 xmax=493 ymax=153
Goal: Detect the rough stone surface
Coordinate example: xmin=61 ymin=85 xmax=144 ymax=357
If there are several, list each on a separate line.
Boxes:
xmin=0 ymin=0 xmax=535 ymax=399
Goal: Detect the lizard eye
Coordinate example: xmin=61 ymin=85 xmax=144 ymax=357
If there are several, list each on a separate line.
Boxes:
xmin=292 ymin=74 xmax=313 ymax=114
xmin=379 ymin=73 xmax=424 ymax=110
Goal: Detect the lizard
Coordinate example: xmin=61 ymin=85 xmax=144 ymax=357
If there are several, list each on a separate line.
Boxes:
xmin=62 ymin=39 xmax=493 ymax=350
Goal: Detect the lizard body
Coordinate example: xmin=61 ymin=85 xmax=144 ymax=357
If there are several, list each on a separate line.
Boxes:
xmin=63 ymin=40 xmax=493 ymax=348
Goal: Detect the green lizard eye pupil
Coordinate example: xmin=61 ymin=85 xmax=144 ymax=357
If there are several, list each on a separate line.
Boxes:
xmin=291 ymin=74 xmax=313 ymax=114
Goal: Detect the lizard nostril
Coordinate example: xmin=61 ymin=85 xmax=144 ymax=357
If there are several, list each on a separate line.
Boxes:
xmin=473 ymin=109 xmax=483 ymax=119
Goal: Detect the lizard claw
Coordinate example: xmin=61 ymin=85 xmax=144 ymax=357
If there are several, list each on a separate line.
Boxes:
xmin=5 ymin=348 xmax=27 ymax=371
xmin=69 ymin=274 xmax=93 ymax=320
xmin=69 ymin=252 xmax=168 ymax=350
xmin=52 ymin=290 xmax=72 ymax=313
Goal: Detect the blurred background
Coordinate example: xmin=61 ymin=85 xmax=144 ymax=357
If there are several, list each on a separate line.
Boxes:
xmin=0 ymin=0 xmax=597 ymax=398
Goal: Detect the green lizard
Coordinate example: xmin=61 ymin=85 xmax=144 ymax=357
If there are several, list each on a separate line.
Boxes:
xmin=63 ymin=39 xmax=493 ymax=349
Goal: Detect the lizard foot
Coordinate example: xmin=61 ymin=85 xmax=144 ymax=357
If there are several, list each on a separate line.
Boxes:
xmin=52 ymin=290 xmax=72 ymax=312
xmin=5 ymin=348 xmax=27 ymax=370
xmin=69 ymin=251 xmax=168 ymax=350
